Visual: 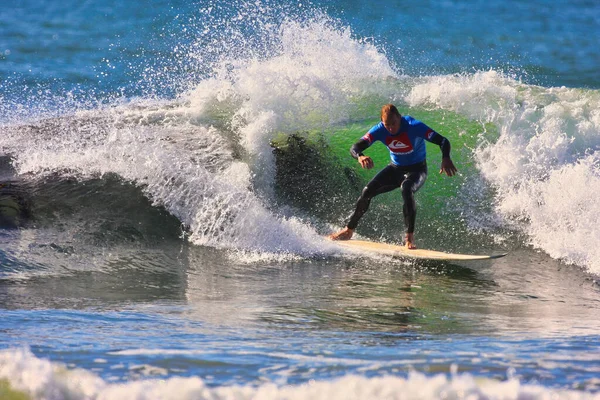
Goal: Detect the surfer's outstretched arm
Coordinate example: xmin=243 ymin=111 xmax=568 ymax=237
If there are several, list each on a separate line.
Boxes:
xmin=428 ymin=134 xmax=457 ymax=176
xmin=350 ymin=139 xmax=374 ymax=169
xmin=350 ymin=139 xmax=370 ymax=159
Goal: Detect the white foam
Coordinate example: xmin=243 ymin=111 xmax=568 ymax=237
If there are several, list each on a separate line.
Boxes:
xmin=1 ymin=348 xmax=599 ymax=400
xmin=407 ymin=71 xmax=600 ymax=274
xmin=183 ymin=16 xmax=397 ymax=195
xmin=0 ymin=348 xmax=106 ymax=399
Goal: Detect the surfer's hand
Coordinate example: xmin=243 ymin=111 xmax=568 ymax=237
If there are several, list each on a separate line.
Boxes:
xmin=358 ymin=155 xmax=373 ymax=169
xmin=440 ymin=157 xmax=457 ymax=177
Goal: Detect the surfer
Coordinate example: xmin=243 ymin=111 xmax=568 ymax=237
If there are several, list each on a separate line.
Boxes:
xmin=329 ymin=104 xmax=457 ymax=249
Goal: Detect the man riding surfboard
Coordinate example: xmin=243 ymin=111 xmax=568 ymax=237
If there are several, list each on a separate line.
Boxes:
xmin=328 ymin=104 xmax=458 ymax=249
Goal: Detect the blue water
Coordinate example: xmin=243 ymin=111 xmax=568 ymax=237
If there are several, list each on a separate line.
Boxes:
xmin=3 ymin=0 xmax=599 ymax=98
xmin=2 ymin=0 xmax=600 ymax=399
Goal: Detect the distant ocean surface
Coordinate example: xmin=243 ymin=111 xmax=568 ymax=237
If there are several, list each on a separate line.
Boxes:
xmin=2 ymin=0 xmax=600 ymax=399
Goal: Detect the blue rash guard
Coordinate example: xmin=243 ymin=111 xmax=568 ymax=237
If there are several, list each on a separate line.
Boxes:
xmin=360 ymin=116 xmax=442 ymax=166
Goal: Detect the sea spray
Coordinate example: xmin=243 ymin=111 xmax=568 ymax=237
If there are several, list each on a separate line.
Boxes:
xmin=1 ymin=12 xmax=398 ymax=258
xmin=407 ymin=71 xmax=600 ymax=273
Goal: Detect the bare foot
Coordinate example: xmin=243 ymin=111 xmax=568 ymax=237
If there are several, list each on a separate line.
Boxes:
xmin=328 ymin=227 xmax=354 ymax=241
xmin=405 ymin=232 xmax=417 ymax=249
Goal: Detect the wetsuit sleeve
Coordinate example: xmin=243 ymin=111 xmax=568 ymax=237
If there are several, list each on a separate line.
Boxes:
xmin=411 ymin=119 xmax=451 ymax=158
xmin=428 ymin=134 xmax=451 ymax=158
xmin=350 ymin=139 xmax=371 ymax=159
xmin=350 ymin=125 xmax=379 ymax=159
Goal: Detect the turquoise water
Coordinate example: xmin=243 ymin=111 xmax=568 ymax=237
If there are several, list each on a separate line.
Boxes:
xmin=2 ymin=0 xmax=600 ymax=399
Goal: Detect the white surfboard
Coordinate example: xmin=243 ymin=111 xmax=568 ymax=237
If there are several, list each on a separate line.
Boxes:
xmin=332 ymin=238 xmax=507 ymax=261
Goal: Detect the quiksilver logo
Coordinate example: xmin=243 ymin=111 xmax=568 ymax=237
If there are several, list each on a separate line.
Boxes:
xmin=388 ymin=140 xmax=410 ymax=150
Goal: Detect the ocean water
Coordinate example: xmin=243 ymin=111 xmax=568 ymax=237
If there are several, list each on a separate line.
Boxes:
xmin=2 ymin=0 xmax=600 ymax=399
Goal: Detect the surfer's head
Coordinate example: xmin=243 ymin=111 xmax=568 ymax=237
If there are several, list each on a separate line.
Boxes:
xmin=381 ymin=104 xmax=401 ymax=135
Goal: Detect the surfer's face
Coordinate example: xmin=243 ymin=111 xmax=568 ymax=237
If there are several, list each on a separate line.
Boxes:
xmin=383 ymin=115 xmax=401 ymax=135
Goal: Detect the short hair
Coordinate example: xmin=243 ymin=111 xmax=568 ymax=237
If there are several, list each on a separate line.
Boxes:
xmin=381 ymin=104 xmax=401 ymax=121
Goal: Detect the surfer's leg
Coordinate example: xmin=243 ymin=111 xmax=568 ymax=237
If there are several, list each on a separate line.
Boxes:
xmin=400 ymin=169 xmax=427 ymax=239
xmin=347 ymin=165 xmax=397 ymax=230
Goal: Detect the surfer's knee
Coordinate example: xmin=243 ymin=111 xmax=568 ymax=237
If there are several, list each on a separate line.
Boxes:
xmin=360 ymin=185 xmax=376 ymax=200
xmin=400 ymin=180 xmax=415 ymax=197
xmin=355 ymin=187 xmax=372 ymax=210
